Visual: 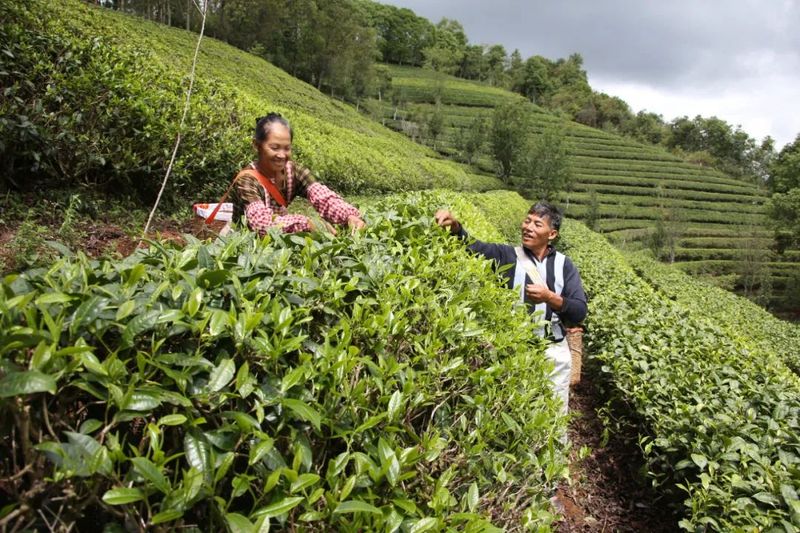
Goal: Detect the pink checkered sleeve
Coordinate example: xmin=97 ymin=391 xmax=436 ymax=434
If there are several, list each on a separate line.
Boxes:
xmin=275 ymin=214 xmax=313 ymax=233
xmin=306 ymin=182 xmax=360 ymax=225
xmin=244 ymin=202 xmax=312 ymax=234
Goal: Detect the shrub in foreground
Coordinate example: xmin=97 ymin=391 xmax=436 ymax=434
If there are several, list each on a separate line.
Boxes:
xmin=0 ymin=194 xmax=565 ymax=531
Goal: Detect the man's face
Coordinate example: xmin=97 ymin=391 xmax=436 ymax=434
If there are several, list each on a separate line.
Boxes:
xmin=521 ymin=212 xmax=558 ymax=250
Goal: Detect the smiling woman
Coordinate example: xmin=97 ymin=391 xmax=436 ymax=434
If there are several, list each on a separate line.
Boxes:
xmin=229 ymin=113 xmax=367 ymax=234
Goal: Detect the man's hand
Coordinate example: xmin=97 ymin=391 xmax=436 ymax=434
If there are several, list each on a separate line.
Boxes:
xmin=347 ymin=215 xmax=367 ymax=233
xmin=525 ymin=283 xmax=552 ymax=305
xmin=434 ymin=209 xmax=461 ymax=234
xmin=525 ymin=283 xmax=564 ymax=310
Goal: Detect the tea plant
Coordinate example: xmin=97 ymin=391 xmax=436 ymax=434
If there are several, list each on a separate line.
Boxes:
xmin=560 ymin=220 xmax=800 ymax=531
xmin=629 ymin=253 xmax=800 ymax=373
xmin=0 ymin=193 xmax=566 ymax=531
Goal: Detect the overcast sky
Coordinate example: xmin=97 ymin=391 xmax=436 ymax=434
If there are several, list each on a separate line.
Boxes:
xmin=383 ymin=0 xmax=800 ymax=149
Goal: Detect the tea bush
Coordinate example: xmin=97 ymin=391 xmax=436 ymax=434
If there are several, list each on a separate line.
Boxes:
xmin=0 ymin=0 xmax=242 ymax=201
xmin=628 ymin=253 xmax=800 ymax=373
xmin=0 ymin=193 xmax=566 ymax=531
xmin=560 ymin=220 xmax=800 ymax=531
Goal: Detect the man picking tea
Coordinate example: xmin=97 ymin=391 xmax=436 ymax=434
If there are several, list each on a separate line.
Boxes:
xmin=435 ymin=201 xmax=587 ymax=414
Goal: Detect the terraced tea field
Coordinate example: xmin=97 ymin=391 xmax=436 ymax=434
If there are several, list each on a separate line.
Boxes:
xmin=374 ymin=65 xmax=799 ymax=307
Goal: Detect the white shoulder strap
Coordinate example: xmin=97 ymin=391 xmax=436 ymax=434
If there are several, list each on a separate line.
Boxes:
xmin=514 ymin=247 xmax=545 ymax=286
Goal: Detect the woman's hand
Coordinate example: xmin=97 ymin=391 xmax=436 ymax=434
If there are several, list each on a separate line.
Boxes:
xmin=347 ymin=215 xmax=367 ymax=232
xmin=434 ymin=209 xmax=461 ymax=234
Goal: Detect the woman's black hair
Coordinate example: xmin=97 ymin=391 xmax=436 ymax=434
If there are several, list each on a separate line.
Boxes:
xmin=255 ymin=113 xmax=293 ymax=142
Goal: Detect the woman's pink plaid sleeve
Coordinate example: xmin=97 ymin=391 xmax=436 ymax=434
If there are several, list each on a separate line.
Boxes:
xmin=275 ymin=214 xmax=312 ymax=233
xmin=245 ymin=203 xmax=312 ymax=234
xmin=245 ymin=201 xmax=276 ymax=235
xmin=306 ymin=182 xmax=360 ymax=225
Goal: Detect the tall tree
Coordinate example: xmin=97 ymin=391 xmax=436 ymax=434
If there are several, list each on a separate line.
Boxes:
xmin=768 ymin=134 xmax=800 ymax=193
xmin=490 ymin=100 xmax=529 ymax=182
xmin=453 ymin=114 xmax=486 ymax=165
xmin=513 ymin=124 xmax=572 ymax=200
xmin=459 ymin=44 xmax=487 ymax=80
xmin=484 ymin=44 xmax=508 ymax=87
xmin=514 ymin=55 xmax=551 ymax=103
xmin=422 ymin=18 xmax=467 ymax=74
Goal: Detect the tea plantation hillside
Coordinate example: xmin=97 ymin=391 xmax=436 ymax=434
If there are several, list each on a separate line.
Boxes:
xmin=5 ymin=2 xmax=800 ymax=530
xmin=0 ymin=191 xmax=570 ymax=531
xmin=1 ymin=0 xmax=502 ymax=204
xmin=374 ymin=65 xmax=800 ymax=309
xmin=5 ymin=187 xmax=800 ymax=530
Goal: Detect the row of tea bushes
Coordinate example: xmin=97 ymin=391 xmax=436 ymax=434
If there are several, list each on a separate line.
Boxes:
xmin=628 ymin=253 xmax=800 ymax=374
xmin=559 ymin=221 xmax=800 ymax=531
xmin=0 ymin=193 xmax=566 ymax=531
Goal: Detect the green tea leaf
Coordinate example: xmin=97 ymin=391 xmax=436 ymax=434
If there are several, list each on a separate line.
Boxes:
xmin=122 ymin=309 xmax=161 ymax=347
xmin=131 ymin=457 xmax=170 ymax=494
xmin=225 ymin=513 xmax=253 ymax=533
xmin=0 ymin=371 xmax=56 ymax=397
xmin=249 ymin=438 xmax=275 ymax=466
xmin=116 ymin=300 xmax=136 ymax=321
xmin=207 ymin=358 xmax=235 ymax=393
xmin=158 ymin=414 xmax=187 ymax=426
xmin=186 ymin=287 xmax=203 ymax=317
xmin=102 ymin=487 xmax=145 ymax=505
xmin=253 ymin=496 xmax=305 ymax=519
xmin=151 ymin=510 xmax=184 ymax=525
xmin=208 ymin=309 xmax=230 ymax=337
xmin=184 ymin=429 xmax=212 ymax=481
xmin=283 ymin=398 xmax=321 ymax=431
xmin=387 ymin=390 xmax=403 ymax=420
xmin=35 ymin=292 xmax=74 ymax=305
xmin=122 ymin=390 xmax=162 ymax=412
xmin=467 ymin=482 xmax=479 ymax=512
xmin=333 ymin=500 xmax=382 ymax=515
xmin=408 ymin=517 xmax=440 ymax=533
xmin=80 ymin=352 xmax=107 ymax=376
xmin=691 ymin=453 xmax=708 ymax=470
xmin=290 ymin=473 xmax=320 ymax=493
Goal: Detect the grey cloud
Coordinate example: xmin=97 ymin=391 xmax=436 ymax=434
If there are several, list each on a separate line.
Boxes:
xmin=382 ymin=0 xmax=800 ymax=145
xmin=384 ymin=0 xmax=800 ymax=87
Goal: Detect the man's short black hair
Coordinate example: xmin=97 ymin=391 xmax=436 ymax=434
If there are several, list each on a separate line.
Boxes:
xmin=528 ymin=201 xmax=563 ymax=231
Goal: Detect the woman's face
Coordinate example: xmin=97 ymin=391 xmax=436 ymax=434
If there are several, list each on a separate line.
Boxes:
xmin=255 ymin=124 xmax=292 ymax=173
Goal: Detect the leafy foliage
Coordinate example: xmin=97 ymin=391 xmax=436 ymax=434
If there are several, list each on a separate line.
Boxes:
xmin=513 ymin=124 xmax=573 ymax=200
xmin=0 ymin=0 xmax=501 ymax=205
xmin=560 ymin=220 xmax=800 ymax=531
xmin=628 ymin=253 xmax=800 ymax=373
xmin=0 ymin=193 xmax=565 ymax=531
xmin=490 ymin=101 xmax=530 ymax=182
xmin=0 ymin=0 xmax=240 ymax=201
xmin=373 ymin=63 xmax=799 ymax=311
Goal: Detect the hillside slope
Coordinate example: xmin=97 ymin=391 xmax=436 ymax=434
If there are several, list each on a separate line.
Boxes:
xmin=1 ymin=0 xmax=502 ymax=202
xmin=374 ymin=65 xmax=799 ymax=310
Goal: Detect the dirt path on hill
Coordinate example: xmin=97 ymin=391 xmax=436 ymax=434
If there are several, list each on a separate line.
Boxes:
xmin=554 ymin=372 xmax=682 ymax=532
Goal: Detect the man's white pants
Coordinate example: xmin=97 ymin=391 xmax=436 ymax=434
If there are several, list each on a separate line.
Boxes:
xmin=546 ymin=339 xmax=571 ymax=415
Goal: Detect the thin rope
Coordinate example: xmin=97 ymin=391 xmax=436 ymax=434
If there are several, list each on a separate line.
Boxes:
xmin=142 ymin=0 xmax=208 ymax=239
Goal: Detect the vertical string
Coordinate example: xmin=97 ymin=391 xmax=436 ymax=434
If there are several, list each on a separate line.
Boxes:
xmin=141 ymin=0 xmax=208 ymax=240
